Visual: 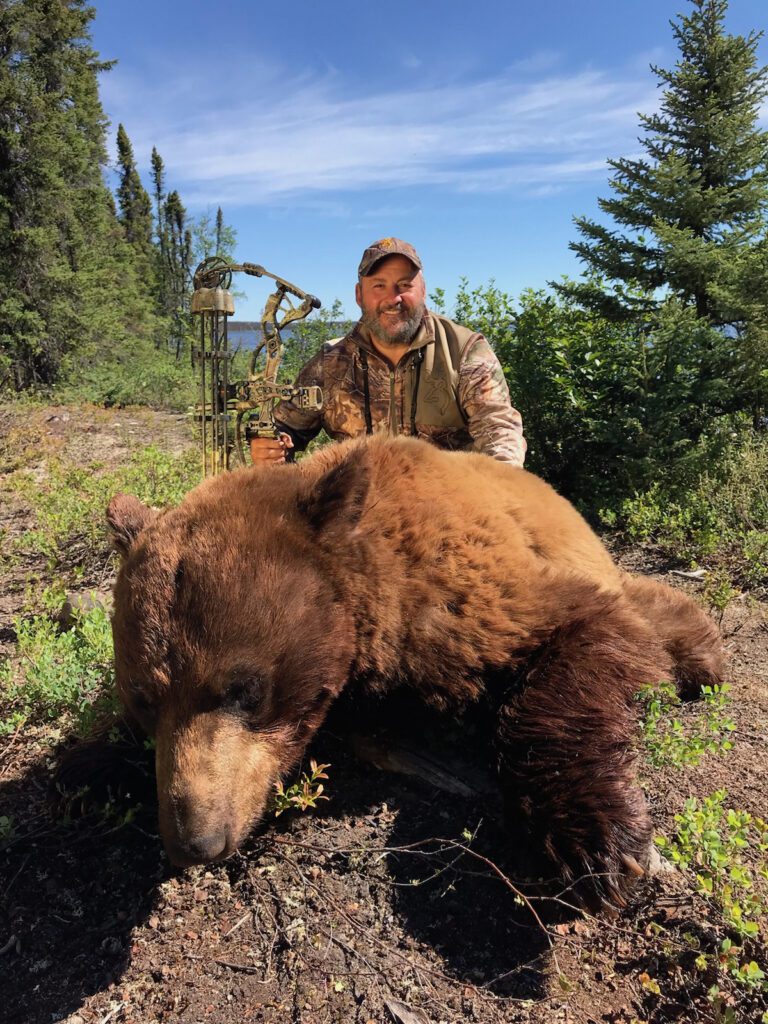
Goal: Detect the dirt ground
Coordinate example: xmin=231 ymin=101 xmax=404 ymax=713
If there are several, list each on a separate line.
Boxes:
xmin=0 ymin=403 xmax=766 ymax=1024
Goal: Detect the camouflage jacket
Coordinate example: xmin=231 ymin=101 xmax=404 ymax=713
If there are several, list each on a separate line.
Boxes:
xmin=275 ymin=311 xmax=526 ymax=465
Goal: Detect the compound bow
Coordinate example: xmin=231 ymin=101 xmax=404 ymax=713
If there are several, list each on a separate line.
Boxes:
xmin=191 ymin=257 xmax=323 ymax=476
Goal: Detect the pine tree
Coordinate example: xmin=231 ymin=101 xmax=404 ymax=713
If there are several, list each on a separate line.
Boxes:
xmin=215 ymin=206 xmax=224 ymax=255
xmin=150 ymin=150 xmax=194 ymax=357
xmin=164 ymin=189 xmax=193 ymax=322
xmin=150 ymin=149 xmax=191 ymax=349
xmin=116 ymin=125 xmax=154 ymax=254
xmin=193 ymin=205 xmax=237 ymax=264
xmin=560 ymin=0 xmax=768 ymax=327
xmin=0 ymin=0 xmax=153 ymax=390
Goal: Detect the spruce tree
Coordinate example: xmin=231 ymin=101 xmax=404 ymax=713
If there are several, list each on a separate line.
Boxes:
xmin=150 ymin=149 xmax=194 ymax=357
xmin=215 ymin=206 xmax=224 ymax=255
xmin=116 ymin=125 xmax=154 ymax=254
xmin=560 ymin=0 xmax=768 ymax=328
xmin=0 ymin=0 xmax=153 ymax=390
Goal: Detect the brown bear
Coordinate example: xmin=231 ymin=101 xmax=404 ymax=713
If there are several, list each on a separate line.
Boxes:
xmin=107 ymin=435 xmax=723 ymax=910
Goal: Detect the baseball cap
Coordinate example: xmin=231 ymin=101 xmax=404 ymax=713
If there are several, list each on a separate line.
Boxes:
xmin=358 ymin=238 xmax=423 ymax=278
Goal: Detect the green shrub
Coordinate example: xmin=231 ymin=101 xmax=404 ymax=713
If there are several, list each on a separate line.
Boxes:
xmin=4 ymin=443 xmax=200 ymax=563
xmin=272 ymin=761 xmax=330 ymax=817
xmin=656 ymin=791 xmax=768 ymax=949
xmin=637 ymin=681 xmax=736 ymax=768
xmin=0 ymin=601 xmax=117 ymax=737
xmin=605 ymin=428 xmax=768 ymax=589
xmin=57 ymin=337 xmax=196 ymax=412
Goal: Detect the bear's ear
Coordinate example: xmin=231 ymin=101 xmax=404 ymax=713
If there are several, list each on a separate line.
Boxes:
xmin=107 ymin=494 xmax=156 ymax=556
xmin=297 ymin=448 xmax=371 ymax=534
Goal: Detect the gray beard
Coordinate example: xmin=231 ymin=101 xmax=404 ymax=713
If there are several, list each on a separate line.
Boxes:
xmin=361 ymin=304 xmax=424 ymax=347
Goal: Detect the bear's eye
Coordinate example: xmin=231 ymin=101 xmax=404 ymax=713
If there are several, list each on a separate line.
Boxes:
xmin=223 ymin=677 xmax=265 ymax=716
xmin=130 ymin=692 xmax=158 ymax=727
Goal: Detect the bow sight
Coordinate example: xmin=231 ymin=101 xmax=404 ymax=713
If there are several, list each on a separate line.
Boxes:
xmin=191 ymin=257 xmax=323 ymax=476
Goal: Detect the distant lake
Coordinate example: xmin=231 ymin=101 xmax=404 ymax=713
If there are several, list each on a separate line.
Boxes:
xmin=225 ymin=322 xmax=295 ymax=351
xmin=225 ymin=321 xmax=349 ymax=351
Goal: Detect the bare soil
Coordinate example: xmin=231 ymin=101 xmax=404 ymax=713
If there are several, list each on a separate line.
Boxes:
xmin=0 ymin=403 xmax=766 ymax=1024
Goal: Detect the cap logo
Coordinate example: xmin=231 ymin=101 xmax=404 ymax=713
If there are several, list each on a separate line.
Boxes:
xmin=358 ymin=237 xmax=422 ymax=278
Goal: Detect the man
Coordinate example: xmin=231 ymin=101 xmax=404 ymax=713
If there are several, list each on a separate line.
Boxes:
xmin=250 ymin=238 xmax=526 ymax=466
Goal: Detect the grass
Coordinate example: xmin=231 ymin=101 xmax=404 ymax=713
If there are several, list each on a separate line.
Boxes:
xmin=2 ymin=442 xmax=200 ymax=567
xmin=0 ymin=423 xmax=200 ymax=738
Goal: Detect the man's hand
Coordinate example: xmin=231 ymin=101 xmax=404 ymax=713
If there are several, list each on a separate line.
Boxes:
xmin=249 ymin=432 xmax=295 ymax=465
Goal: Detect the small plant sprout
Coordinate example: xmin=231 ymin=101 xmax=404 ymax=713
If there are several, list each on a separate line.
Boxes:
xmin=272 ymin=760 xmax=330 ymax=817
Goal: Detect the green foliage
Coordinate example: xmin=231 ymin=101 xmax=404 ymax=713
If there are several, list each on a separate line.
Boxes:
xmin=609 ymin=427 xmax=768 ymax=587
xmin=272 ymin=761 xmax=330 ymax=817
xmin=606 ymin=482 xmax=725 ymax=566
xmin=559 ymin=0 xmax=768 ymax=428
xmin=702 ymin=570 xmax=741 ymax=622
xmin=5 ymin=443 xmax=200 ymax=562
xmin=192 ymin=205 xmax=237 ymax=268
xmin=452 ymin=281 xmax=740 ymax=509
xmin=0 ymin=7 xmax=237 ymax=403
xmin=57 ymin=336 xmax=197 ymax=411
xmin=150 ymin=147 xmax=194 ymax=359
xmin=656 ymin=790 xmax=768 ymax=951
xmin=115 ymin=124 xmax=154 ymax=263
xmin=637 ymin=681 xmax=735 ymax=768
xmin=0 ymin=0 xmax=156 ymax=392
xmin=0 ymin=602 xmax=117 ymax=736
xmin=561 ymin=0 xmax=768 ymax=322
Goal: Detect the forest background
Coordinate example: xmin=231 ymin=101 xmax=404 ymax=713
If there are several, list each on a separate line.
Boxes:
xmin=1 ymin=0 xmax=767 ymax=587
xmin=2 ymin=5 xmax=768 ymax=1018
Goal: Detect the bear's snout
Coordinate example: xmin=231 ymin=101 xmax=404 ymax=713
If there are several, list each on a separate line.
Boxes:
xmin=164 ymin=826 xmax=232 ymax=867
xmin=154 ymin=712 xmax=282 ymax=866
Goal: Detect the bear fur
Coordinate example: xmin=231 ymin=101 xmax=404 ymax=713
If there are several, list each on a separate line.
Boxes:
xmin=107 ymin=435 xmax=723 ymax=909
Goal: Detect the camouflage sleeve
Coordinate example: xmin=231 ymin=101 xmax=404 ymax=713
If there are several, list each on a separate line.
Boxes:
xmin=458 ymin=335 xmax=527 ymax=466
xmin=274 ymin=348 xmax=325 ymax=453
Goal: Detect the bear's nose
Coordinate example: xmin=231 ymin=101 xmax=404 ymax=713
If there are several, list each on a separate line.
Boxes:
xmin=167 ymin=829 xmax=230 ymax=866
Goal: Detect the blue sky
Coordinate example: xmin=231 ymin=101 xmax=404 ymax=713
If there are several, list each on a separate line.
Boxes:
xmin=91 ymin=0 xmax=768 ymax=321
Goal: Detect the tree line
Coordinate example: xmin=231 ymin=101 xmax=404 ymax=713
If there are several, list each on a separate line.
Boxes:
xmin=0 ymin=0 xmax=234 ymax=398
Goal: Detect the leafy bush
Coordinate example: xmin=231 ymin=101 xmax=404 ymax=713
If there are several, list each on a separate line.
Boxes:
xmin=637 ymin=681 xmax=736 ymax=768
xmin=656 ymin=791 xmax=768 ymax=949
xmin=5 ymin=443 xmax=200 ymax=563
xmin=608 ymin=427 xmax=768 ymax=588
xmin=0 ymin=601 xmax=117 ymax=737
xmin=448 ymin=282 xmax=737 ymax=510
xmin=56 ymin=337 xmax=196 ymax=412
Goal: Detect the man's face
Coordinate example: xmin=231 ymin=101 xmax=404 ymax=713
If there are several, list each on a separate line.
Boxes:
xmin=355 ymin=255 xmax=427 ymax=348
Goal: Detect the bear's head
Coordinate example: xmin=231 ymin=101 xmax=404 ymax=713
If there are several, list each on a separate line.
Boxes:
xmin=107 ymin=450 xmax=371 ymax=866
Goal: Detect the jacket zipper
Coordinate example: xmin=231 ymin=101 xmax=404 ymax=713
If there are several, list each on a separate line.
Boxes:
xmin=389 ymin=370 xmax=398 ymax=436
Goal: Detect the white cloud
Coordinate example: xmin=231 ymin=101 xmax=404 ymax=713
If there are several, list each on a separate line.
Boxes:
xmin=508 ymin=50 xmax=562 ymax=75
xmin=100 ymin=59 xmax=660 ymax=208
